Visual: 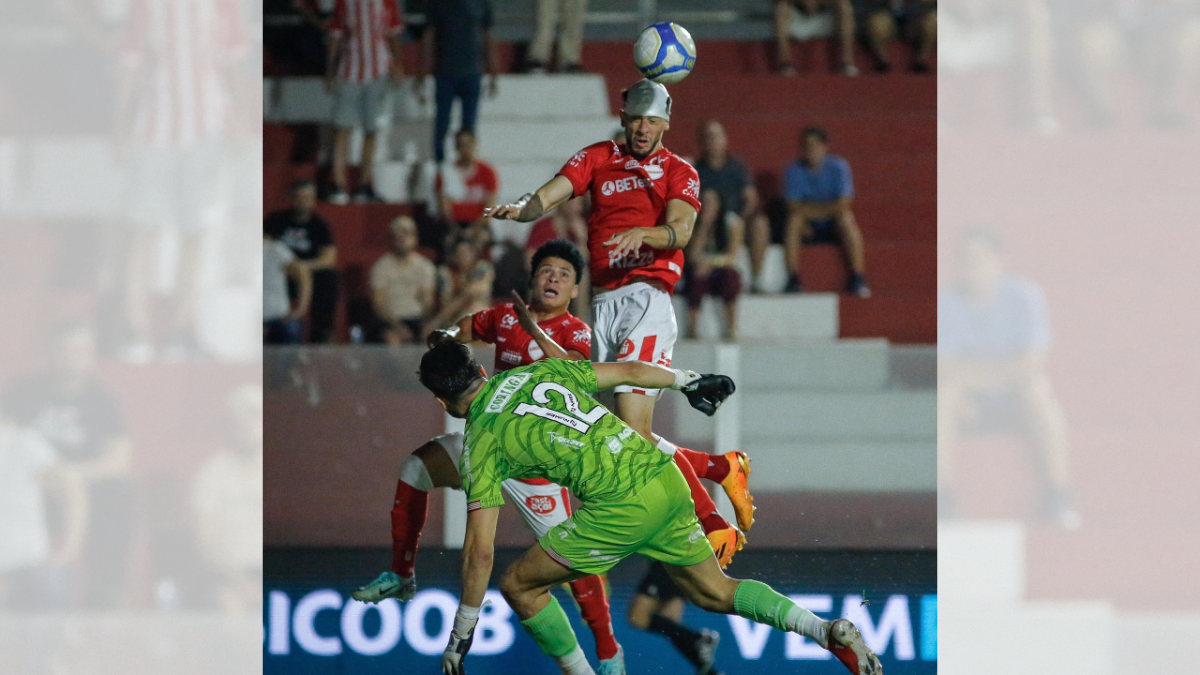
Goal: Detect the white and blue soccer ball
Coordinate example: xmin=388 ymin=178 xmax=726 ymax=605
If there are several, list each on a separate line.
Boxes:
xmin=634 ymin=22 xmax=697 ymax=85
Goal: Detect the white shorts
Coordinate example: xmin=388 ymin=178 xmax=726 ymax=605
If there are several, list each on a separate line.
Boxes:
xmin=591 ymin=282 xmax=678 ymax=396
xmin=432 ymin=433 xmax=573 ymax=539
xmin=332 ymin=78 xmax=393 ymax=133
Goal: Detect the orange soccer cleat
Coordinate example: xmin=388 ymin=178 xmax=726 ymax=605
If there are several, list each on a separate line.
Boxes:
xmin=719 ymin=451 xmax=756 ymax=532
xmin=706 ymin=526 xmax=745 ymax=569
xmin=827 ymin=619 xmax=884 ymax=675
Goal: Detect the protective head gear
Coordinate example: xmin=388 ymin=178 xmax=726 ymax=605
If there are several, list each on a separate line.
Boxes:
xmin=621 ymin=79 xmax=672 ymax=121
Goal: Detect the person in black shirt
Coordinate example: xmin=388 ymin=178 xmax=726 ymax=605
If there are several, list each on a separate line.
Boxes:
xmin=3 ymin=324 xmax=136 ymax=608
xmin=263 ymin=179 xmax=340 ymax=342
xmin=420 ymin=0 xmax=496 ymax=163
xmin=692 ymin=120 xmax=768 ymax=292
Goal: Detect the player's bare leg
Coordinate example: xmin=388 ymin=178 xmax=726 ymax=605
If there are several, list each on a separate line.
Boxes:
xmin=500 ymin=545 xmax=599 ymax=675
xmin=353 ymin=438 xmax=462 ymax=603
xmin=664 ymin=557 xmax=883 ymax=675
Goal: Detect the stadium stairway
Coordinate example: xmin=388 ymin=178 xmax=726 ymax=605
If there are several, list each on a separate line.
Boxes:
xmin=264 ymin=41 xmax=936 ymax=344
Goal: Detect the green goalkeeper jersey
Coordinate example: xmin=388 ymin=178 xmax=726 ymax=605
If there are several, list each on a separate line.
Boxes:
xmin=460 ymin=358 xmax=673 ymax=511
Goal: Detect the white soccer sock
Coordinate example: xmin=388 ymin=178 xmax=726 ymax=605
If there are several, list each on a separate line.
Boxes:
xmin=786 ymin=605 xmax=829 ymax=648
xmin=398 ymin=454 xmax=434 ymax=491
xmin=555 ymin=644 xmax=595 ymax=675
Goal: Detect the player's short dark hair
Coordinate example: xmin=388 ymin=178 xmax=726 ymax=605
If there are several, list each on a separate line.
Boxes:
xmin=803 ymin=126 xmax=829 ymax=144
xmin=419 ymin=342 xmax=484 ymax=401
xmin=531 ymin=239 xmax=585 ymax=284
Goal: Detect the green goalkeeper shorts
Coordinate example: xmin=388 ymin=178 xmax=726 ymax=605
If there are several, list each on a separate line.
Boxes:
xmin=539 ymin=461 xmax=714 ymax=575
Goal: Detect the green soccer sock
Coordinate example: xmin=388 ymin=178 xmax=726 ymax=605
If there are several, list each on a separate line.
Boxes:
xmin=732 ymin=579 xmax=828 ymax=647
xmin=520 ymin=596 xmax=581 ymax=658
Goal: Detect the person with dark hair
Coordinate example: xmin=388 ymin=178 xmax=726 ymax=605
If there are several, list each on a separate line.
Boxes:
xmin=436 ymin=128 xmax=498 ymax=246
xmin=487 ymin=79 xmax=757 ymax=570
xmin=938 ymin=229 xmax=1080 ymax=529
xmin=417 ymin=344 xmax=881 ymax=675
xmin=353 ymin=240 xmax=625 ymax=673
xmin=425 ymin=237 xmax=494 ymax=335
xmin=783 ymin=126 xmax=870 ymax=297
xmin=627 ymin=560 xmax=723 ymax=675
xmin=263 ymin=180 xmax=340 ymax=342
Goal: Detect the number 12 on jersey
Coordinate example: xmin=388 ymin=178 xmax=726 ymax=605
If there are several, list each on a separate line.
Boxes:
xmin=513 ymin=382 xmax=608 ymax=433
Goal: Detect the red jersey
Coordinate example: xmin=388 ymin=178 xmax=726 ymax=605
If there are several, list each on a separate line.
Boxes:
xmin=472 ymin=304 xmax=592 ymax=373
xmin=328 ymin=0 xmax=404 ymax=83
xmin=437 ymin=160 xmax=499 ymax=223
xmin=557 ymin=141 xmax=702 ymax=292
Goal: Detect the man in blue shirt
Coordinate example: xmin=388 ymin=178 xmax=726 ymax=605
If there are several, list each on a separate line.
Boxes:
xmin=938 ymin=229 xmax=1080 ymax=530
xmin=782 ymin=126 xmax=870 ymax=297
xmin=420 ymin=0 xmax=497 ymax=164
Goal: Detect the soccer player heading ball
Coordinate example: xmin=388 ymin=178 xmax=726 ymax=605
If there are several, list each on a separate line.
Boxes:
xmin=487 ymin=79 xmax=757 ymax=571
xmin=420 ymin=343 xmax=881 ymax=675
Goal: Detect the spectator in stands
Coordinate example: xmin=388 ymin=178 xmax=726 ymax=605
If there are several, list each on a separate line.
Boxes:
xmin=684 ymin=196 xmax=744 ymax=340
xmin=421 ymin=0 xmax=497 ymax=164
xmin=863 ymin=0 xmax=938 ymax=73
xmin=774 ymin=0 xmax=859 ymax=76
xmin=693 ymin=119 xmax=769 ymax=292
xmin=425 ymin=237 xmax=495 ymax=336
xmin=0 ymin=407 xmax=87 ymax=610
xmin=938 ymin=229 xmax=1080 ymax=529
xmin=264 ymin=179 xmax=340 ymax=343
xmin=370 ymin=216 xmax=437 ymax=344
xmin=436 ymin=129 xmax=499 ymax=249
xmin=526 ymin=0 xmax=588 ymax=73
xmin=325 ymin=0 xmax=405 ymax=204
xmin=117 ymin=0 xmax=248 ymax=362
xmin=193 ymin=384 xmax=263 ymax=614
xmin=2 ymin=324 xmax=136 ymax=608
xmin=783 ymin=126 xmax=870 ymax=298
xmin=263 ymin=233 xmax=313 ymax=344
xmin=938 ymin=0 xmax=1057 ymax=134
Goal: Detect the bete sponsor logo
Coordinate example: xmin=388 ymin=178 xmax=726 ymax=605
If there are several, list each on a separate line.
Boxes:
xmin=600 ymin=175 xmax=651 ymax=196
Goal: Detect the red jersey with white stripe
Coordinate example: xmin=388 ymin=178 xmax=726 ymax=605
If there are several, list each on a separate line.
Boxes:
xmin=557 ymin=141 xmax=702 ymax=293
xmin=472 ymin=304 xmax=592 ymax=374
xmin=119 ymin=0 xmax=248 ymax=149
xmin=328 ymin=0 xmax=404 ymax=83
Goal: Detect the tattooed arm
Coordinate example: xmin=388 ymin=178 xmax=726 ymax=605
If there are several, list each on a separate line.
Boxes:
xmin=485 ymin=176 xmax=575 ymax=222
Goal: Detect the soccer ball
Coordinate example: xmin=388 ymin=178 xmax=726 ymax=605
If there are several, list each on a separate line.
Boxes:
xmin=634 ymin=22 xmax=697 ymax=85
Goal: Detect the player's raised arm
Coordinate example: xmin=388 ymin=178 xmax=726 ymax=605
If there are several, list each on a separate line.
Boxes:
xmin=593 ymin=361 xmax=736 ymax=416
xmin=486 ymin=175 xmax=575 ymax=222
xmin=427 ymin=314 xmax=478 ymax=348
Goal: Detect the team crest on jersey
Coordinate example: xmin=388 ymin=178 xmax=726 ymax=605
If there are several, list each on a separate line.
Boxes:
xmin=625 ymin=159 xmax=664 ymax=181
xmin=526 ymin=495 xmax=557 ymax=515
xmin=527 ymin=341 xmax=544 ymax=361
xmin=500 ymin=314 xmax=518 ymax=329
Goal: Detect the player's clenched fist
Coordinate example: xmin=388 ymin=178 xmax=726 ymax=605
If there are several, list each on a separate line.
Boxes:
xmin=441 ymin=605 xmax=480 ymax=675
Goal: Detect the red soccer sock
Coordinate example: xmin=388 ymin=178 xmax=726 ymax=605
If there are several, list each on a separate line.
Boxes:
xmin=675 ymin=446 xmax=731 ymax=484
xmin=391 ymin=480 xmax=429 ymax=578
xmin=569 ymin=575 xmax=620 ymax=661
xmin=673 ymin=452 xmax=729 ymax=534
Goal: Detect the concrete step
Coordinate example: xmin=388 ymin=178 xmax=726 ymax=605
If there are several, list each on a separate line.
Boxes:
xmin=475 ymin=118 xmax=620 ymax=163
xmin=937 ymin=520 xmax=1025 ymax=602
xmin=741 ymin=440 xmax=935 ymax=491
xmin=739 ymin=339 xmax=890 ymax=392
xmin=263 ymin=74 xmax=613 ymax=124
xmin=742 ymin=390 xmax=935 ymax=442
xmin=1115 ymin=613 xmax=1200 ymax=674
xmin=940 ymin=600 xmax=1115 ymax=675
xmin=672 ymin=293 xmax=839 ymax=341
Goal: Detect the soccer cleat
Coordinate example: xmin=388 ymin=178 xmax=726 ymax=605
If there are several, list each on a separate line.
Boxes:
xmin=352 ymin=571 xmax=416 ymax=603
xmin=597 ymin=645 xmax=625 ymax=675
xmin=694 ymin=628 xmax=720 ymax=674
xmin=719 ymin=451 xmax=756 ymax=532
xmin=707 ymin=527 xmax=745 ymax=569
xmin=827 ymin=619 xmax=883 ymax=675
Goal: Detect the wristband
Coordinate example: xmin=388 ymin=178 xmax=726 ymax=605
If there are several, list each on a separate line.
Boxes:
xmin=453 ymin=604 xmax=480 ymax=636
xmin=670 ymin=369 xmax=701 ymax=390
xmin=513 ymin=192 xmax=535 ymax=210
